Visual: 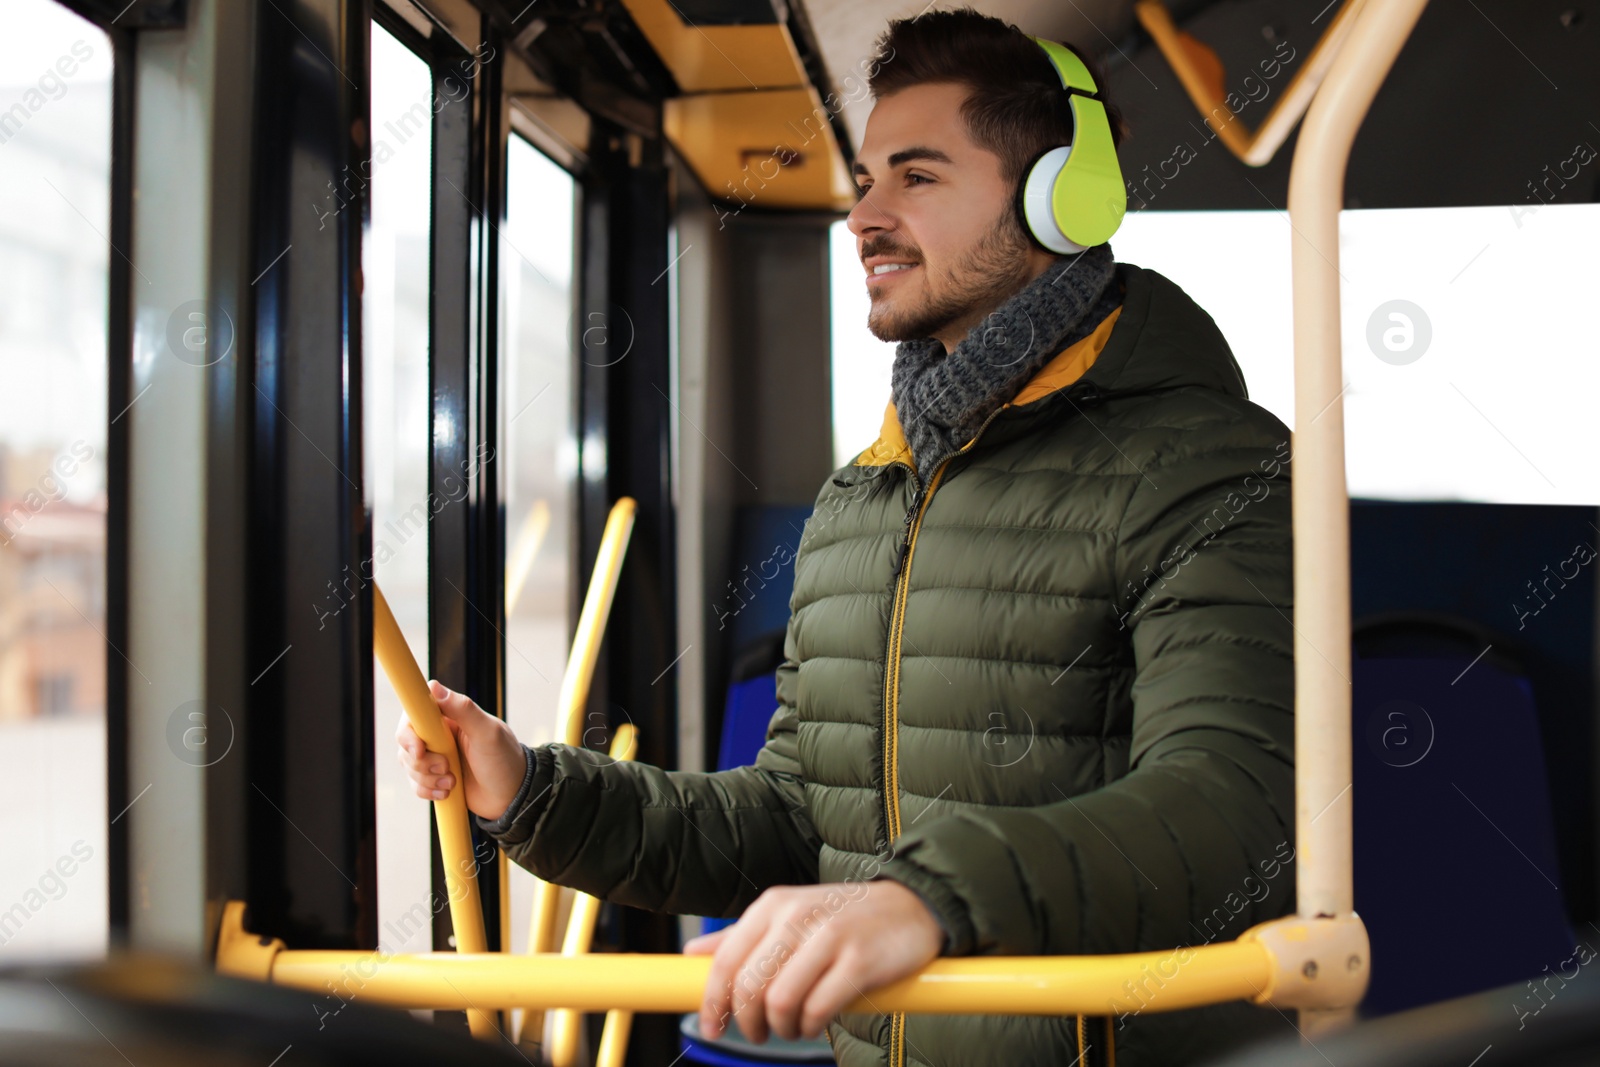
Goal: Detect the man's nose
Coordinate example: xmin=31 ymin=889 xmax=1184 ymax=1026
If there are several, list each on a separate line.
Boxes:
xmin=846 ymin=189 xmax=894 ymax=238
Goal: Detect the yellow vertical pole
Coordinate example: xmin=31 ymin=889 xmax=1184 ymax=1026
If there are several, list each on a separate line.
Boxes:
xmin=595 ymin=1010 xmax=635 ymax=1067
xmin=371 ymin=582 xmax=495 ymax=1039
xmin=517 ymin=497 xmax=637 ymax=1049
xmin=499 ymin=848 xmax=511 ymax=954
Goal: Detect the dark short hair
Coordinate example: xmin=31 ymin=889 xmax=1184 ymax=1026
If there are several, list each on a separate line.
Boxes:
xmin=865 ymin=7 xmax=1126 ymax=187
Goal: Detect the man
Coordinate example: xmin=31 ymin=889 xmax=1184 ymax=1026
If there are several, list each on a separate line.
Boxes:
xmin=398 ymin=8 xmax=1295 ymax=1065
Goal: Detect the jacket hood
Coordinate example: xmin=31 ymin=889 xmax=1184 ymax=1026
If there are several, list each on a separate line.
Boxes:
xmin=1074 ymin=262 xmax=1249 ymax=400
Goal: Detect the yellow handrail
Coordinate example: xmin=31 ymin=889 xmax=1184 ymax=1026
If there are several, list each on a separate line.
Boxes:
xmin=371 ymin=582 xmax=495 ymax=1039
xmin=216 ymin=900 xmax=1365 ymax=1019
xmin=594 ymin=1009 xmax=633 ymax=1067
xmin=556 ymin=498 xmax=639 ymax=755
xmin=249 ymin=940 xmax=1277 ymax=1017
xmin=522 ymin=497 xmax=638 ymax=1048
xmin=551 ymin=724 xmax=639 ymax=1067
xmin=216 ymin=895 xmax=1363 ymax=1030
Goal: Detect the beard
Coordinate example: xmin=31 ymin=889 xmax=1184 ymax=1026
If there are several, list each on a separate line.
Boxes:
xmin=865 ymin=207 xmax=1036 ymax=344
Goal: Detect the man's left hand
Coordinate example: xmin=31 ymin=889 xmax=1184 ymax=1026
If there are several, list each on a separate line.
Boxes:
xmin=684 ymin=880 xmax=944 ymax=1044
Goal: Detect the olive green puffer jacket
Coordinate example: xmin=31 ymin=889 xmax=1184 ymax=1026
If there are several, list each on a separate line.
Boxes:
xmin=483 ymin=264 xmax=1297 ymax=1067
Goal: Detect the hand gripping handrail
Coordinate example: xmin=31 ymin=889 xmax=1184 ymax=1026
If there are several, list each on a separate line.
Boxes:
xmin=521 ymin=496 xmax=637 ymax=1048
xmin=370 ymin=581 xmax=495 ymax=1039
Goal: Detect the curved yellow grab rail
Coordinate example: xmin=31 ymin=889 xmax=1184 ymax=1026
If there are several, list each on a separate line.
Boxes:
xmin=218 ymin=901 xmax=1366 ymax=1018
xmin=551 ymin=724 xmax=639 ymax=1067
xmin=244 ymin=941 xmax=1274 ymax=1018
xmin=522 ymin=497 xmax=637 ymax=1049
xmin=371 ymin=582 xmax=495 ymax=1039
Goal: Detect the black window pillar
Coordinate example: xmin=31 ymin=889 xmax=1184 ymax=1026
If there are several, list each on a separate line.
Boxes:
xmin=577 ymin=119 xmax=679 ymax=1060
xmin=247 ymin=0 xmax=377 ymax=950
xmin=425 ymin=12 xmax=508 ymax=957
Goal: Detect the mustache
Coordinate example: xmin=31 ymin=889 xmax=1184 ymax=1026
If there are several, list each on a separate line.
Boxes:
xmin=860 ymin=240 xmax=920 ymax=262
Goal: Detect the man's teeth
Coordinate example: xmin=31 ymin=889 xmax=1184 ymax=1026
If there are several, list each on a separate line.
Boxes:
xmin=873 ymin=263 xmax=915 ymax=274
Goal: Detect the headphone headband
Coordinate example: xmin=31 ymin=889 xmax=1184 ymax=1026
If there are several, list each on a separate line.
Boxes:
xmin=1029 ymin=36 xmax=1100 ymax=96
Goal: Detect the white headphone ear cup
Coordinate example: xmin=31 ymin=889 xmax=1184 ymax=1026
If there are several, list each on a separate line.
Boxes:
xmin=1022 ymin=145 xmax=1088 ymax=254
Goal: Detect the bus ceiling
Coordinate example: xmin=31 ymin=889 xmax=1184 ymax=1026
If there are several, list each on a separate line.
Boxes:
xmin=448 ymin=0 xmax=1594 ymax=217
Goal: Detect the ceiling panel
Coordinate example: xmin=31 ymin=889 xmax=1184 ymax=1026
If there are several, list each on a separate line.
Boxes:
xmin=619 ymin=0 xmax=808 ymax=91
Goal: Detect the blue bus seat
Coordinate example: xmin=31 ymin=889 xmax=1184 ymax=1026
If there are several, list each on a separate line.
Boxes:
xmin=1353 ymin=614 xmax=1577 ymax=1017
xmin=700 ymin=629 xmax=786 ymax=940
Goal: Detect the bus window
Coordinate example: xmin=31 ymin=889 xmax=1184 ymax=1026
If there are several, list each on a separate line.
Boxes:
xmin=1111 ymin=210 xmax=1296 ymax=429
xmin=1113 ymin=205 xmax=1600 ymax=505
xmin=828 ymin=219 xmax=896 ymax=469
xmin=364 ymin=22 xmax=433 ymax=955
xmin=0 ymin=0 xmax=113 ymax=962
xmin=501 ymin=134 xmax=578 ymax=952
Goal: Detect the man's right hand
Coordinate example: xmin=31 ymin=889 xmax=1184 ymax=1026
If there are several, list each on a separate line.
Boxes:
xmin=395 ymin=681 xmax=527 ymax=821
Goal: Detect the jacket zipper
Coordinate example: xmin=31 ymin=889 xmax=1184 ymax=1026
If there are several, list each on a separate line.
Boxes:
xmin=878 ymin=404 xmax=1011 ymax=1067
xmin=1073 ymin=1013 xmax=1116 ymax=1066
xmin=877 ymin=384 xmax=1102 ymax=1064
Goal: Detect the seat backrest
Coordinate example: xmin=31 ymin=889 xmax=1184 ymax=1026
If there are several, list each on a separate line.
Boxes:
xmin=698 ymin=629 xmax=787 ymax=939
xmin=1354 ymin=650 xmax=1576 ymax=1015
xmin=716 ymin=629 xmax=786 ymax=773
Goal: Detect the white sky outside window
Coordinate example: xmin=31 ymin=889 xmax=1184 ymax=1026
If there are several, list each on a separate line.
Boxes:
xmin=831 ymin=205 xmax=1600 ymax=505
xmin=365 ymin=23 xmax=434 ymax=957
xmin=501 ymin=134 xmax=578 ymax=970
xmin=0 ymin=0 xmax=113 ymax=964
xmin=829 ymin=222 xmax=897 ymax=468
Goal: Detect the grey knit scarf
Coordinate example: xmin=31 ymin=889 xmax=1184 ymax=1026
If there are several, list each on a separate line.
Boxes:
xmin=890 ymin=243 xmax=1119 ymax=481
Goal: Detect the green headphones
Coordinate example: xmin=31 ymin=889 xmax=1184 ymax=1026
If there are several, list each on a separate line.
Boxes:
xmin=1019 ymin=37 xmax=1127 ymax=253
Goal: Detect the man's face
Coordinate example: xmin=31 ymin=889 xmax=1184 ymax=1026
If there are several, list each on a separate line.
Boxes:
xmin=847 ymin=81 xmax=1053 ymax=350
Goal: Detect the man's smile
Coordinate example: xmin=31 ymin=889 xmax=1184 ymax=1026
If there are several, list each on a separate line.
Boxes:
xmin=865 ymin=261 xmax=919 ymax=287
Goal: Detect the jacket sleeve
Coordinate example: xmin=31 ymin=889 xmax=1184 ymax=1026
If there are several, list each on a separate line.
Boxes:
xmin=478 ymin=621 xmax=822 ymax=919
xmin=873 ymin=431 xmax=1296 ymax=956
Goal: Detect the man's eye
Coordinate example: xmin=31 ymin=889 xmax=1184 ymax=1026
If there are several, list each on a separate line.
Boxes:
xmin=908 ymin=174 xmax=931 ymax=185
